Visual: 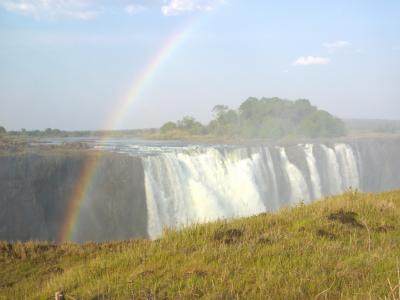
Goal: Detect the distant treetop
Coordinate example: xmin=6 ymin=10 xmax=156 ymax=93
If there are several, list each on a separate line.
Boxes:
xmin=160 ymin=97 xmax=346 ymax=140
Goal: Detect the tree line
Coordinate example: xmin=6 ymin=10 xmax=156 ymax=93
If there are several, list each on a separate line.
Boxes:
xmin=1 ymin=97 xmax=347 ymax=140
xmin=0 ymin=127 xmax=154 ymax=138
xmin=160 ymin=97 xmax=346 ymax=139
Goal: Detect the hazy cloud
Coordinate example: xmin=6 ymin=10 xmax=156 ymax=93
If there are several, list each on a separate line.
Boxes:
xmin=0 ymin=0 xmax=99 ymax=20
xmin=125 ymin=4 xmax=145 ymax=15
xmin=0 ymin=0 xmax=223 ymax=19
xmin=293 ymin=56 xmax=330 ymax=66
xmin=323 ymin=40 xmax=352 ymax=49
xmin=161 ymin=0 xmax=223 ymax=16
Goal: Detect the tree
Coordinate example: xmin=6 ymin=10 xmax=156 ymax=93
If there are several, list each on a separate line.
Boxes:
xmin=159 ymin=97 xmax=347 ymax=140
xmin=209 ymin=105 xmax=239 ymax=136
xmin=0 ymin=126 xmax=6 ymax=134
xmin=160 ymin=122 xmax=177 ymax=134
xmin=296 ymin=110 xmax=346 ymax=138
xmin=238 ymin=97 xmax=259 ymax=120
xmin=177 ymin=116 xmax=205 ymax=135
xmin=212 ymin=105 xmax=229 ymax=119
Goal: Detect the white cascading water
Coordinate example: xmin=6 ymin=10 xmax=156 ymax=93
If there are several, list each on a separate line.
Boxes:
xmin=334 ymin=144 xmax=360 ymax=190
xmin=142 ymin=143 xmax=360 ymax=239
xmin=278 ymin=147 xmax=310 ymax=204
xmin=302 ymin=144 xmax=322 ymax=199
xmin=143 ymin=147 xmax=267 ymax=239
xmin=320 ymin=144 xmax=343 ymax=195
xmin=264 ymin=147 xmax=279 ymax=209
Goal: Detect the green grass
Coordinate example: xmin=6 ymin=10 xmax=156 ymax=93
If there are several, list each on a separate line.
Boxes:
xmin=1 ymin=190 xmax=400 ymax=299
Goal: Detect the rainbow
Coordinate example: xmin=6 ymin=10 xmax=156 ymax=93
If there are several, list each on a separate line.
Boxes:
xmin=58 ymin=18 xmax=199 ymax=243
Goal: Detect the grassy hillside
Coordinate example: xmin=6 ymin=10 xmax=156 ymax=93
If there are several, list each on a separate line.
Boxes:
xmin=1 ymin=190 xmax=400 ymax=299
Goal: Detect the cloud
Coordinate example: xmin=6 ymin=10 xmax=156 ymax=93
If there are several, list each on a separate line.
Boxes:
xmin=293 ymin=56 xmax=330 ymax=66
xmin=0 ymin=0 xmax=99 ymax=20
xmin=161 ymin=0 xmax=223 ymax=16
xmin=125 ymin=4 xmax=145 ymax=15
xmin=323 ymin=40 xmax=352 ymax=49
xmin=0 ymin=0 xmax=224 ymax=19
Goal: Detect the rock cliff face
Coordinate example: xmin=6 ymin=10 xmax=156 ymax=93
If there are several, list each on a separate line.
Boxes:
xmin=353 ymin=138 xmax=400 ymax=192
xmin=0 ymin=152 xmax=147 ymax=242
xmin=1 ymin=137 xmax=399 ymax=242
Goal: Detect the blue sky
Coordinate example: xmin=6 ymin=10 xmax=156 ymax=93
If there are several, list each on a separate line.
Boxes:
xmin=0 ymin=0 xmax=399 ymax=130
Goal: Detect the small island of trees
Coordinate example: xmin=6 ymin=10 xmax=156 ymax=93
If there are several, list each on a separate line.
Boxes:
xmin=157 ymin=97 xmax=347 ymax=140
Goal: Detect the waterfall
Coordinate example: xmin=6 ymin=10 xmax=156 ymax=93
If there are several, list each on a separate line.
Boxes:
xmin=302 ymin=144 xmax=322 ymax=199
xmin=143 ymin=147 xmax=267 ymax=239
xmin=2 ymin=137 xmax=398 ymax=243
xmin=278 ymin=147 xmax=310 ymax=204
xmin=264 ymin=147 xmax=279 ymax=209
xmin=143 ymin=143 xmax=361 ymax=239
xmin=320 ymin=144 xmax=342 ymax=195
xmin=334 ymin=144 xmax=360 ymax=190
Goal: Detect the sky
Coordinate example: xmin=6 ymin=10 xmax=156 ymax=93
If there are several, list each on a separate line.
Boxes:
xmin=0 ymin=0 xmax=399 ymax=130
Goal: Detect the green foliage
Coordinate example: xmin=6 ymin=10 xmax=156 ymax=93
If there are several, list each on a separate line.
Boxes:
xmin=297 ymin=110 xmax=346 ymax=138
xmin=177 ymin=116 xmax=206 ymax=135
xmin=5 ymin=128 xmax=154 ymax=138
xmin=160 ymin=121 xmax=177 ymax=134
xmin=7 ymin=128 xmax=70 ymax=137
xmin=209 ymin=105 xmax=239 ymax=136
xmin=157 ymin=97 xmax=347 ymax=140
xmin=0 ymin=127 xmax=6 ymax=140
xmin=236 ymin=97 xmax=346 ymax=139
xmin=1 ymin=190 xmax=400 ymax=299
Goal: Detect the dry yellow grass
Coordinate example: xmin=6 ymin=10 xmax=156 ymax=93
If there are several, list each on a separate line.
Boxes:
xmin=1 ymin=190 xmax=400 ymax=299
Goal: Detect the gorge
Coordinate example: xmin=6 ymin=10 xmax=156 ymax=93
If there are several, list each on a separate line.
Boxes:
xmin=1 ymin=136 xmax=399 ymax=242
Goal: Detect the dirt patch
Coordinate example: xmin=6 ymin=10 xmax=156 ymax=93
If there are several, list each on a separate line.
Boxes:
xmin=0 ymin=242 xmax=61 ymax=260
xmin=52 ymin=267 xmax=64 ymax=274
xmin=298 ymin=226 xmax=306 ymax=232
xmin=46 ymin=266 xmax=64 ymax=275
xmin=213 ymin=228 xmax=243 ymax=244
xmin=90 ymin=294 xmax=108 ymax=300
xmin=185 ymin=269 xmax=208 ymax=278
xmin=0 ymin=281 xmax=15 ymax=289
xmin=375 ymin=225 xmax=395 ymax=233
xmin=34 ymin=244 xmax=58 ymax=252
xmin=190 ymin=287 xmax=204 ymax=299
xmin=257 ymin=237 xmax=273 ymax=245
xmin=316 ymin=229 xmax=336 ymax=240
xmin=327 ymin=210 xmax=364 ymax=228
xmin=136 ymin=270 xmax=155 ymax=277
xmin=0 ymin=242 xmax=13 ymax=257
